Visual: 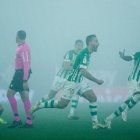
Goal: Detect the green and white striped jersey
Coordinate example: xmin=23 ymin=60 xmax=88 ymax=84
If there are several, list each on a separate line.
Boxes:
xmin=57 ymin=50 xmax=78 ymax=79
xmin=129 ymin=51 xmax=140 ymax=82
xmin=67 ymin=48 xmax=90 ymax=83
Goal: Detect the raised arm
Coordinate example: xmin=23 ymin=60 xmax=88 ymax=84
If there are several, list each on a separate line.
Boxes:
xmin=80 ymin=68 xmax=104 ymax=85
xmin=79 ymin=53 xmax=104 ymax=85
xmin=119 ymin=49 xmax=133 ymax=61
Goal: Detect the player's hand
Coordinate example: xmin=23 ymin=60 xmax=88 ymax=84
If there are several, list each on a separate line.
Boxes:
xmin=96 ymin=80 xmax=104 ymax=85
xmin=23 ymin=81 xmax=29 ymax=91
xmin=119 ymin=49 xmax=125 ymax=58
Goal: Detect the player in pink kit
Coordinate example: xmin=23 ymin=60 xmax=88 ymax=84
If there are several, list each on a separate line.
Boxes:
xmin=7 ymin=30 xmax=33 ymax=128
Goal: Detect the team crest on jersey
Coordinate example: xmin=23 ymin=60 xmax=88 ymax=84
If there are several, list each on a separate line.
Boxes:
xmin=65 ymin=54 xmax=69 ymax=60
xmin=83 ymin=56 xmax=87 ymax=64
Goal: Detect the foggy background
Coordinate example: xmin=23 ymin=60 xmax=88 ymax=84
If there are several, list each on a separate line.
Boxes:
xmin=0 ymin=0 xmax=140 ymax=103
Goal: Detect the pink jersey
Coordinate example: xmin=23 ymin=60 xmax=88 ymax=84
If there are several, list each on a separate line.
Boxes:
xmin=15 ymin=43 xmax=31 ymax=80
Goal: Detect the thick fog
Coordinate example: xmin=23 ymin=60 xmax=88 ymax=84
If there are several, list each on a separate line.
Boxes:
xmin=0 ymin=0 xmax=140 ymax=103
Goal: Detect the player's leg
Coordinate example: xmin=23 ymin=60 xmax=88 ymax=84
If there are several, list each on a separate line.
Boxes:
xmin=105 ymin=99 xmax=130 ymax=129
xmin=82 ymin=89 xmax=105 ymax=129
xmin=46 ymin=77 xmax=66 ymax=101
xmin=68 ymin=93 xmax=80 ymax=120
xmin=31 ymin=79 xmax=77 ymax=114
xmin=7 ymin=89 xmax=22 ymax=128
xmin=105 ymin=91 xmax=140 ymax=129
xmin=30 ymin=97 xmax=70 ymax=115
xmin=121 ymin=96 xmax=131 ymax=122
xmin=30 ymin=88 xmax=72 ymax=115
xmin=82 ymin=90 xmax=97 ymax=122
xmin=106 ymin=81 xmax=140 ymax=127
xmin=7 ymin=70 xmax=26 ymax=128
xmin=30 ymin=80 xmax=74 ymax=115
xmin=36 ymin=90 xmax=57 ymax=106
xmin=19 ymin=90 xmax=33 ymax=128
xmin=35 ymin=77 xmax=64 ymax=106
xmin=121 ymin=80 xmax=134 ymax=122
xmin=124 ymin=91 xmax=140 ymax=112
xmin=46 ymin=90 xmax=57 ymax=100
xmin=44 ymin=97 xmax=70 ymax=109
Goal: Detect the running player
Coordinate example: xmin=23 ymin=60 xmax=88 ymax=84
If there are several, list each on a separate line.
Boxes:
xmin=31 ymin=35 xmax=105 ymax=129
xmin=105 ymin=50 xmax=140 ymax=129
xmin=35 ymin=40 xmax=84 ymax=120
xmin=7 ymin=30 xmax=33 ymax=128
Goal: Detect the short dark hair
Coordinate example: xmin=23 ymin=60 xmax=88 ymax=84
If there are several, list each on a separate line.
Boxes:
xmin=17 ymin=30 xmax=26 ymax=40
xmin=86 ymin=35 xmax=96 ymax=45
xmin=75 ymin=40 xmax=83 ymax=45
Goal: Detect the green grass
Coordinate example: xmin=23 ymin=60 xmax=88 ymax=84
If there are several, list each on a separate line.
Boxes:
xmin=0 ymin=103 xmax=140 ymax=140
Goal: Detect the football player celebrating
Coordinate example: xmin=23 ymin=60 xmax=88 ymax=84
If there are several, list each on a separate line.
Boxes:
xmin=105 ymin=50 xmax=140 ymax=129
xmin=34 ymin=40 xmax=84 ymax=120
xmin=31 ymin=35 xmax=104 ymax=129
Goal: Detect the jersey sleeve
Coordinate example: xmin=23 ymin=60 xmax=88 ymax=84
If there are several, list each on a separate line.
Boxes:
xmin=133 ymin=52 xmax=140 ymax=60
xmin=79 ymin=54 xmax=88 ymax=69
xmin=21 ymin=50 xmax=30 ymax=80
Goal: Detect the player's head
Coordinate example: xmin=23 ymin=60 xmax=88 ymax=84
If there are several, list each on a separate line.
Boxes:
xmin=74 ymin=40 xmax=84 ymax=54
xmin=86 ymin=35 xmax=99 ymax=53
xmin=16 ymin=30 xmax=26 ymax=44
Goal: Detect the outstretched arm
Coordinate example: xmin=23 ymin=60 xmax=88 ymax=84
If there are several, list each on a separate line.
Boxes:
xmin=80 ymin=68 xmax=104 ymax=85
xmin=119 ymin=49 xmax=133 ymax=61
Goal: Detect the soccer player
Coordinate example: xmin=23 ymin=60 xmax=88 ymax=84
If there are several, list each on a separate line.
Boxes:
xmin=0 ymin=104 xmax=6 ymax=124
xmin=105 ymin=50 xmax=140 ymax=129
xmin=35 ymin=40 xmax=84 ymax=120
xmin=7 ymin=30 xmax=33 ymax=128
xmin=31 ymin=35 xmax=104 ymax=129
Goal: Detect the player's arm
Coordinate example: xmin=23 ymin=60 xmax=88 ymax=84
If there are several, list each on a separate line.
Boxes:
xmin=22 ymin=51 xmax=30 ymax=81
xmin=80 ymin=68 xmax=104 ymax=85
xmin=119 ymin=49 xmax=133 ymax=61
xmin=63 ymin=51 xmax=73 ymax=70
xmin=79 ymin=54 xmax=104 ymax=85
xmin=21 ymin=51 xmax=30 ymax=90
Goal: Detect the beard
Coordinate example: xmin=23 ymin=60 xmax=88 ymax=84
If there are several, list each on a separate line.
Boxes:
xmin=92 ymin=45 xmax=98 ymax=52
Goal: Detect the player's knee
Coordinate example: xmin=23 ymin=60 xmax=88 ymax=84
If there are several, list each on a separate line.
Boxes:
xmin=94 ymin=95 xmax=97 ymax=102
xmin=61 ymin=104 xmax=67 ymax=109
xmin=89 ymin=91 xmax=97 ymax=102
xmin=89 ymin=94 xmax=97 ymax=103
xmin=57 ymin=101 xmax=68 ymax=109
xmin=61 ymin=103 xmax=68 ymax=109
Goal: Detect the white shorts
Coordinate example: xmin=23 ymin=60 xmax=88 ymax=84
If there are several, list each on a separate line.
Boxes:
xmin=62 ymin=81 xmax=92 ymax=100
xmin=51 ymin=76 xmax=67 ymax=92
xmin=128 ymin=80 xmax=140 ymax=96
